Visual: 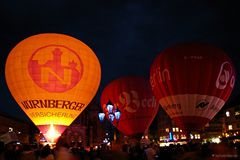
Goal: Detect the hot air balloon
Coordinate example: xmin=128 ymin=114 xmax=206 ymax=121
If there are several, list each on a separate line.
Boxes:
xmin=5 ymin=33 xmax=101 ymax=143
xmin=150 ymin=43 xmax=235 ymax=132
xmin=100 ymin=76 xmax=159 ymax=138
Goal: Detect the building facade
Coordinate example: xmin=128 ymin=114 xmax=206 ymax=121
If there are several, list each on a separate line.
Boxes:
xmin=153 ymin=107 xmax=188 ymax=143
xmin=223 ymin=105 xmax=240 ymax=139
xmin=153 ymin=107 xmax=226 ymax=143
xmin=0 ymin=111 xmax=35 ymax=144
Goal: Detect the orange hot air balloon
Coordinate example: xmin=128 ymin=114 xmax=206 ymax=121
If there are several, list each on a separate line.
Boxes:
xmin=5 ymin=33 xmax=101 ymax=143
xmin=100 ymin=76 xmax=159 ymax=137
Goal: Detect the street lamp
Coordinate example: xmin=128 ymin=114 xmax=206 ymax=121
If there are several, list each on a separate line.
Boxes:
xmin=98 ymin=101 xmax=121 ymax=123
xmin=98 ymin=101 xmax=121 ymax=143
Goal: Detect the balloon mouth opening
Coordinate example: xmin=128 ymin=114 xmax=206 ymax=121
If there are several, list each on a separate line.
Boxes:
xmin=37 ymin=124 xmax=67 ymax=143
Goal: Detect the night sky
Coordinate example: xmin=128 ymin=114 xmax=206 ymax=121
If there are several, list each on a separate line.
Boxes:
xmin=0 ymin=0 xmax=239 ymax=121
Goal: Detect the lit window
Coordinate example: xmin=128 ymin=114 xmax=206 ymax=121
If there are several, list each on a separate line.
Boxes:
xmin=166 ymin=128 xmax=169 ymax=132
xmin=181 ymin=135 xmax=186 ymax=139
xmin=198 ymin=134 xmax=201 ymax=139
xmin=194 ymin=134 xmax=200 ymax=139
xmin=194 ymin=134 xmax=197 ymax=139
xmin=190 ymin=134 xmax=194 ymax=139
xmin=172 ymin=128 xmax=176 ymax=132
xmin=235 ymin=111 xmax=240 ymax=116
xmin=9 ymin=127 xmax=13 ymax=132
xmin=160 ymin=136 xmax=167 ymax=141
xmin=176 ymin=127 xmax=179 ymax=132
xmin=228 ymin=125 xmax=233 ymax=130
xmin=225 ymin=133 xmax=229 ymax=137
xmin=226 ymin=111 xmax=230 ymax=117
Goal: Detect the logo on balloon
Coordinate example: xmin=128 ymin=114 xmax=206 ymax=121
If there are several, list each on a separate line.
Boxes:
xmin=216 ymin=61 xmax=235 ymax=90
xmin=119 ymin=91 xmax=140 ymax=113
xmin=196 ymin=100 xmax=209 ymax=109
xmin=28 ymin=45 xmax=84 ymax=92
xmin=119 ymin=90 xmax=157 ymax=113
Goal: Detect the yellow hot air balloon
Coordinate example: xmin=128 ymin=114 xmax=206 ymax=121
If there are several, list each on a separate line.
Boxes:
xmin=5 ymin=33 xmax=101 ymax=143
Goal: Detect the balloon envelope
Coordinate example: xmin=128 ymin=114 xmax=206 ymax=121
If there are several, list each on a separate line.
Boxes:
xmin=5 ymin=33 xmax=101 ymax=143
xmin=150 ymin=43 xmax=235 ymax=131
xmin=100 ymin=76 xmax=159 ymax=136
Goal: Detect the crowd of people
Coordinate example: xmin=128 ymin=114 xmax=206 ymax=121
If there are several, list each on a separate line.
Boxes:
xmin=123 ymin=139 xmax=240 ymax=160
xmin=0 ymin=138 xmax=240 ymax=160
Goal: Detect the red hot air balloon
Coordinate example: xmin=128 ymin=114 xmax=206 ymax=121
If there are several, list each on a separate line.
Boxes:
xmin=150 ymin=43 xmax=235 ymax=132
xmin=100 ymin=76 xmax=159 ymax=137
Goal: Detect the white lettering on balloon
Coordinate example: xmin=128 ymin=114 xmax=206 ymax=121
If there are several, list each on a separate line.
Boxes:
xmin=216 ymin=61 xmax=235 ymax=89
xmin=150 ymin=67 xmax=171 ymax=88
xmin=119 ymin=90 xmax=157 ymax=113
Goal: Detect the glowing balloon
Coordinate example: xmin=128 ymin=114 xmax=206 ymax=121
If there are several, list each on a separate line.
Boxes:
xmin=100 ymin=76 xmax=159 ymax=137
xmin=5 ymin=33 xmax=101 ymax=143
xmin=150 ymin=43 xmax=235 ymax=131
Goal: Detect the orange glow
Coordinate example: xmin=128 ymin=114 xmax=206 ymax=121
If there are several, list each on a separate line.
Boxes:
xmin=5 ymin=33 xmax=101 ymax=143
xmin=44 ymin=124 xmax=61 ymax=143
